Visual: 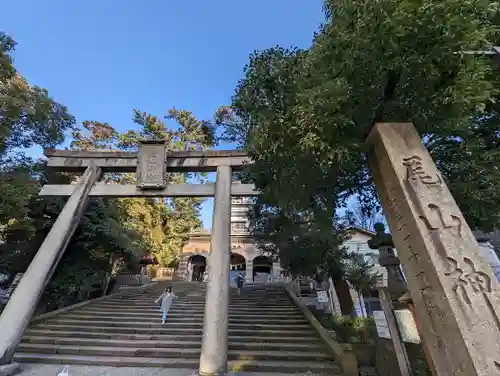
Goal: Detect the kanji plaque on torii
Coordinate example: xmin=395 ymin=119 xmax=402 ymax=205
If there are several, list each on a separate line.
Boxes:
xmin=136 ymin=140 xmax=167 ymax=189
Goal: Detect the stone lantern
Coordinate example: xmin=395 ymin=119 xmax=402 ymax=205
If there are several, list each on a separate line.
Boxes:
xmin=368 ymin=222 xmax=413 ymax=376
xmin=368 ymin=222 xmax=407 ymax=300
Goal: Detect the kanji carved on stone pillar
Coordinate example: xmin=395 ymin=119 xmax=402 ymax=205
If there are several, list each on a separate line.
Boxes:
xmin=366 ymin=123 xmax=500 ymax=376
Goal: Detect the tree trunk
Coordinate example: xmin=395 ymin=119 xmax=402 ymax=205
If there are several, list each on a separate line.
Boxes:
xmin=334 ymin=280 xmax=354 ymax=316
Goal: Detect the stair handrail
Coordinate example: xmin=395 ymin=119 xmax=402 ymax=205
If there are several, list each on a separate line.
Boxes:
xmin=284 ymin=284 xmax=359 ymax=376
xmin=285 ymin=276 xmax=301 ymax=296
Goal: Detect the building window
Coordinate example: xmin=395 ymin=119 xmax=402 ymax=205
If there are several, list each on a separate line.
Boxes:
xmin=232 ymin=197 xmax=243 ymax=204
xmin=231 ymin=222 xmax=246 ymax=231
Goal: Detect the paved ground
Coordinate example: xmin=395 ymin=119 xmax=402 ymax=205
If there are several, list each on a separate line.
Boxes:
xmin=16 ymin=364 xmax=323 ymax=376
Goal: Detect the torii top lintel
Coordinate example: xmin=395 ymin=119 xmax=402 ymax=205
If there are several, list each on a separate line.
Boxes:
xmin=43 ymin=148 xmax=252 ymax=173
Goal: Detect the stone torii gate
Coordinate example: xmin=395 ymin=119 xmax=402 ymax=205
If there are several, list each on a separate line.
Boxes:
xmin=0 ymin=142 xmax=258 ymax=376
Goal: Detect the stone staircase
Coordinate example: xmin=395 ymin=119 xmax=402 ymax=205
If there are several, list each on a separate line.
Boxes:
xmin=227 ymin=284 xmax=342 ymax=374
xmin=14 ymin=281 xmax=342 ymax=374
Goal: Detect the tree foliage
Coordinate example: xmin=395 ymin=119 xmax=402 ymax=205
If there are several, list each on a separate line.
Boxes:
xmin=251 ymin=202 xmax=351 ymax=281
xmin=0 ymin=33 xmax=74 ymax=157
xmin=344 ymin=197 xmax=386 ymax=232
xmin=215 ymin=1 xmax=500 ymax=297
xmin=221 ymin=0 xmax=500 ymax=276
xmin=71 ymin=110 xmax=213 ymax=266
xmin=0 ymin=33 xmax=210 ymax=312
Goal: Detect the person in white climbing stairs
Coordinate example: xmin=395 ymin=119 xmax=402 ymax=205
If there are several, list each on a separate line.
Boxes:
xmin=155 ymin=287 xmax=177 ymax=324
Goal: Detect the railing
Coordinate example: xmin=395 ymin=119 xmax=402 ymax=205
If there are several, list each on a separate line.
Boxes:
xmin=115 ymin=273 xmax=151 ymax=286
xmin=155 ymin=267 xmax=175 ymax=280
xmin=283 ymin=277 xmax=359 ymax=375
xmin=286 ymin=276 xmax=341 ymax=315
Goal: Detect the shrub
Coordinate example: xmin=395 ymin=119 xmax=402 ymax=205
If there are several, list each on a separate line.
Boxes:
xmin=324 ymin=316 xmax=376 ymax=344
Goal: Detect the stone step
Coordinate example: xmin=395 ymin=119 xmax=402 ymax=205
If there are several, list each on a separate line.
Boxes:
xmin=59 ymin=314 xmax=308 ymax=325
xmin=88 ymin=303 xmax=299 ymax=312
xmin=68 ymin=309 xmax=305 ymax=320
xmin=77 ymin=306 xmax=302 ymax=315
xmin=21 ymin=336 xmax=327 ymax=351
xmin=92 ymin=302 xmax=295 ymax=309
xmin=121 ymin=289 xmax=284 ymax=293
xmin=107 ymin=298 xmax=207 ymax=303
xmin=119 ymin=292 xmax=290 ymax=301
xmin=16 ymin=343 xmax=333 ymax=362
xmin=23 ymin=329 xmax=322 ymax=343
xmin=92 ymin=302 xmax=207 ymax=308
xmin=115 ymin=291 xmax=287 ymax=296
xmin=12 ymin=353 xmax=342 ymax=374
xmin=105 ymin=296 xmax=292 ymax=302
xmin=43 ymin=318 xmax=311 ymax=330
xmin=17 ymin=283 xmax=338 ymax=374
xmin=112 ymin=300 xmax=293 ymax=306
xmin=32 ymin=324 xmax=316 ymax=337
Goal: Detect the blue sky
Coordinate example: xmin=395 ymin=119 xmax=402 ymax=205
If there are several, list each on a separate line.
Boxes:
xmin=1 ymin=0 xmax=325 ymax=229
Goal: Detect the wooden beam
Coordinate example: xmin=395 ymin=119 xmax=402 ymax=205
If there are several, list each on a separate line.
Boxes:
xmin=43 ymin=149 xmax=252 ymax=173
xmin=39 ymin=183 xmax=259 ymax=197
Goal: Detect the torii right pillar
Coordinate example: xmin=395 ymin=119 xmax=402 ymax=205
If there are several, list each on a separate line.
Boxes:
xmin=365 ymin=123 xmax=500 ymax=376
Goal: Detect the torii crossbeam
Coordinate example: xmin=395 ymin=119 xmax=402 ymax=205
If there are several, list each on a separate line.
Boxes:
xmin=0 ymin=142 xmax=258 ymax=376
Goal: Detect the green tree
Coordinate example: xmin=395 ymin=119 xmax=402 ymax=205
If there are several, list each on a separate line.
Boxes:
xmin=0 ymin=32 xmax=75 ymax=229
xmin=251 ymin=203 xmax=349 ymax=279
xmin=218 ymin=1 xmax=500 ymax=317
xmin=221 ymin=0 xmax=500 ymax=232
xmin=0 ymin=33 xmax=211 ymax=313
xmin=0 ymin=32 xmax=74 ymax=157
xmin=71 ymin=109 xmax=214 ymax=267
xmin=344 ymin=197 xmax=386 ymax=232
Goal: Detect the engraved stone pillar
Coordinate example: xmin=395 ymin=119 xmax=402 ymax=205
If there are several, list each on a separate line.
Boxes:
xmin=0 ymin=166 xmax=101 ymax=369
xmin=199 ymin=165 xmax=231 ymax=375
xmin=366 ymin=123 xmax=500 ymax=376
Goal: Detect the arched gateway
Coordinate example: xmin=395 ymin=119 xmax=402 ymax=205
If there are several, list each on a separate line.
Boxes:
xmin=1 ymin=124 xmax=500 ymax=376
xmin=187 ymin=254 xmax=207 ymax=282
xmin=252 ymin=255 xmax=272 ymax=283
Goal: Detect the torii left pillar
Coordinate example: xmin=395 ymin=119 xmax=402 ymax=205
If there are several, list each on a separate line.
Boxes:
xmin=0 ymin=166 xmax=101 ymax=374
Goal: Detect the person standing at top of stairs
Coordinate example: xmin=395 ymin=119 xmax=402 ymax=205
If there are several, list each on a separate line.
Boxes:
xmin=154 ymin=287 xmax=177 ymax=324
xmin=234 ymin=272 xmax=244 ymax=295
